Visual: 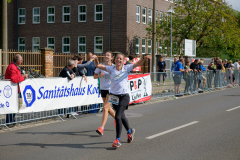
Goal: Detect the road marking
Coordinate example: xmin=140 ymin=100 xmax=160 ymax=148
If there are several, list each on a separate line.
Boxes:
xmin=146 ymin=121 xmax=199 ymax=140
xmin=226 ymin=106 xmax=240 ymax=112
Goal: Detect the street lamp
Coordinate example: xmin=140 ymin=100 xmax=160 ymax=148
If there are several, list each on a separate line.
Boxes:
xmin=167 ymin=6 xmax=174 ymax=58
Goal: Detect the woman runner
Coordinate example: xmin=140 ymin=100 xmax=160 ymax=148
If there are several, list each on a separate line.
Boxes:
xmin=94 ymin=51 xmax=115 ymax=135
xmin=95 ymin=53 xmax=152 ymax=148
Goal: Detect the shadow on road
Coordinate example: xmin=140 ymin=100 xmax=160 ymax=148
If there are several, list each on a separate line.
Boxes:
xmin=16 ymin=129 xmax=114 ymax=138
xmin=1 ymin=142 xmax=113 ymax=149
xmin=224 ymin=95 xmax=240 ymax=96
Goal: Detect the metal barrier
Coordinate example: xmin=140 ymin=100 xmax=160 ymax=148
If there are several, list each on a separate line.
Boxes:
xmin=1 ymin=69 xmax=239 ymax=130
xmin=151 ymin=69 xmax=239 ymax=100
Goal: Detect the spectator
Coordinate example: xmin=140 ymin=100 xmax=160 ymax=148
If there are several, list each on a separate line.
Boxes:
xmin=198 ymin=60 xmax=207 ymax=90
xmin=174 ymin=58 xmax=185 ymax=96
xmin=214 ymin=60 xmax=223 ymax=88
xmin=171 ymin=57 xmax=178 ymax=72
xmin=157 ymin=56 xmax=166 ymax=85
xmin=183 ymin=60 xmax=193 ymax=94
xmin=223 ymin=59 xmax=230 ymax=69
xmin=126 ymin=55 xmax=134 ymax=73
xmin=59 ymin=60 xmax=75 ymax=80
xmin=82 ymin=52 xmax=96 ymax=76
xmin=72 ymin=56 xmax=87 ymax=81
xmin=233 ymin=59 xmax=239 ymax=85
xmin=5 ymin=54 xmax=28 ymax=124
xmin=77 ymin=54 xmax=97 ymax=75
xmin=190 ymin=59 xmax=202 ymax=92
xmin=228 ymin=60 xmax=234 ymax=84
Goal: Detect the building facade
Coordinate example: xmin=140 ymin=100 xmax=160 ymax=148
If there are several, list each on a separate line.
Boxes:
xmin=7 ymin=0 xmax=172 ymax=55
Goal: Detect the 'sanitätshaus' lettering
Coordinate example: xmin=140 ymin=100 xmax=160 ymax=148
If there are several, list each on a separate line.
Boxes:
xmin=36 ymin=84 xmax=92 ymax=100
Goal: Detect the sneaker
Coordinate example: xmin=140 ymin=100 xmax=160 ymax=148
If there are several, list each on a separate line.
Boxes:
xmin=127 ymin=128 xmax=135 ymax=143
xmin=96 ymin=127 xmax=104 ymax=135
xmin=112 ymin=139 xmax=121 ymax=148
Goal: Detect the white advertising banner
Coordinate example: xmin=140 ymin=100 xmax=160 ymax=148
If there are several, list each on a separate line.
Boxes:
xmin=19 ymin=77 xmax=103 ymax=113
xmin=0 ymin=81 xmax=18 ymax=114
xmin=128 ymin=74 xmax=152 ymax=104
xmin=184 ymin=39 xmax=196 ymax=57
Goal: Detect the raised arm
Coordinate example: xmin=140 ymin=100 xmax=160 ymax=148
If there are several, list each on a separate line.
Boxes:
xmin=77 ymin=55 xmax=97 ymax=68
xmin=133 ymin=55 xmax=152 ymax=69
xmin=94 ymin=57 xmax=107 ymax=71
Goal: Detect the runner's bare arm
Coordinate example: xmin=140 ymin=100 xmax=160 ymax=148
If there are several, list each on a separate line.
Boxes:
xmin=133 ymin=55 xmax=152 ymax=69
xmin=94 ymin=57 xmax=107 ymax=71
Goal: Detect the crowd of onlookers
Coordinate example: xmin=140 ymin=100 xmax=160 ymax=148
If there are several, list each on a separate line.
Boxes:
xmin=158 ymin=56 xmax=240 ymax=97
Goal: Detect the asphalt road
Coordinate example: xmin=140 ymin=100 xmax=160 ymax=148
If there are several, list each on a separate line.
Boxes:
xmin=1 ymin=88 xmax=240 ymax=160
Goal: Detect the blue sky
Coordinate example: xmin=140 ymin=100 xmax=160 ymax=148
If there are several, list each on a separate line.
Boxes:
xmin=226 ymin=0 xmax=240 ymax=11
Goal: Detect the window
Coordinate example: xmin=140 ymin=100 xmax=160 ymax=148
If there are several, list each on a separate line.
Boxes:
xmin=62 ymin=37 xmax=70 ymax=53
xmin=78 ymin=36 xmax=86 ymax=53
xmin=47 ymin=37 xmax=55 ymax=51
xmin=95 ymin=4 xmax=103 ymax=21
xmin=142 ymin=7 xmax=146 ymax=24
xmin=47 ymin=7 xmax=55 ymax=23
xmin=79 ymin=5 xmax=87 ymax=22
xmin=159 ymin=40 xmax=162 ymax=54
xmin=94 ymin=36 xmax=103 ymax=53
xmin=18 ymin=8 xmax=26 ymax=24
xmin=63 ymin=6 xmax=70 ymax=23
xmin=156 ymin=10 xmax=158 ymax=21
xmin=160 ymin=12 xmax=163 ymax=25
xmin=148 ymin=9 xmax=152 ymax=24
xmin=142 ymin=38 xmax=146 ymax=54
xmin=136 ymin=6 xmax=140 ymax=23
xmin=148 ymin=39 xmax=152 ymax=54
xmin=18 ymin=37 xmax=25 ymax=51
xmin=136 ymin=37 xmax=139 ymax=54
xmin=165 ymin=13 xmax=168 ymax=22
xmin=33 ymin=7 xmax=40 ymax=24
xmin=32 ymin=37 xmax=40 ymax=51
xmin=170 ymin=0 xmax=173 ymax=3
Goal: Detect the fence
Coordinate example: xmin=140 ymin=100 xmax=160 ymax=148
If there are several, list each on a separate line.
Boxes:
xmin=1 ymin=69 xmax=238 ymax=131
xmin=151 ymin=69 xmax=238 ymax=100
xmin=0 ymin=49 xmax=149 ymax=77
xmin=0 ymin=50 xmax=42 ymax=75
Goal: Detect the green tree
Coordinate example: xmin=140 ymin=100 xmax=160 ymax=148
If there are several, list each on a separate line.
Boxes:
xmin=146 ymin=0 xmax=240 ymax=59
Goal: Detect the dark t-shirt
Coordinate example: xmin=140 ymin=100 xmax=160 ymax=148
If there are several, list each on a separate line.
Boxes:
xmin=82 ymin=61 xmax=96 ymax=76
xmin=190 ymin=62 xmax=201 ymax=72
xmin=59 ymin=66 xmax=74 ymax=80
xmin=72 ymin=67 xmax=84 ymax=76
xmin=158 ymin=61 xmax=166 ymax=71
xmin=126 ymin=61 xmax=133 ymax=73
xmin=224 ymin=63 xmax=230 ymax=69
xmin=217 ymin=64 xmax=223 ymax=70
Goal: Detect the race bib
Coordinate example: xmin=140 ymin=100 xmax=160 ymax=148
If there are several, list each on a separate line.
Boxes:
xmin=109 ymin=94 xmax=119 ymax=105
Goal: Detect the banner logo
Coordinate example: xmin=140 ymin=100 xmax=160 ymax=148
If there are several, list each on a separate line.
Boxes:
xmin=23 ymin=85 xmax=36 ymax=107
xmin=3 ymin=85 xmax=12 ymax=98
xmin=6 ymin=101 xmax=9 ymax=108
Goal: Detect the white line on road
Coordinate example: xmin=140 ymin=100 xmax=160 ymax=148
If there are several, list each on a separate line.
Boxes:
xmin=146 ymin=121 xmax=199 ymax=140
xmin=226 ymin=106 xmax=240 ymax=112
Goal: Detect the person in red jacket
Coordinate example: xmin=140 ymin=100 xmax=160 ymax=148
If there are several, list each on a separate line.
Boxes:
xmin=5 ymin=54 xmax=28 ymax=124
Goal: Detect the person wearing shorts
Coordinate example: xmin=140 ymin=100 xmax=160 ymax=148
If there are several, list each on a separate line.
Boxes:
xmin=174 ymin=58 xmax=185 ymax=96
xmin=94 ymin=51 xmax=115 ymax=135
xmin=95 ymin=53 xmax=152 ymax=148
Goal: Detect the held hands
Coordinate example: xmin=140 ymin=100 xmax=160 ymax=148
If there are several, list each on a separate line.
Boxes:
xmin=94 ymin=56 xmax=100 ymax=66
xmin=91 ymin=55 xmax=97 ymax=61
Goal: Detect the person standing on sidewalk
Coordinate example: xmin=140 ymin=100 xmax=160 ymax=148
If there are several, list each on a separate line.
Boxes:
xmin=94 ymin=51 xmax=115 ymax=135
xmin=157 ymin=56 xmax=166 ymax=85
xmin=94 ymin=53 xmax=152 ymax=148
xmin=5 ymin=54 xmax=28 ymax=124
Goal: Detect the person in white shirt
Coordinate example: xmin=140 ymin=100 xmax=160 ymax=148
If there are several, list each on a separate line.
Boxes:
xmin=94 ymin=53 xmax=152 ymax=148
xmin=234 ymin=59 xmax=239 ymax=84
xmin=94 ymin=51 xmax=115 ymax=136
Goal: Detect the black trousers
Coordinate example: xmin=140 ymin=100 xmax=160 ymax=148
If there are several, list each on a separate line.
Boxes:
xmin=112 ymin=94 xmax=130 ymax=139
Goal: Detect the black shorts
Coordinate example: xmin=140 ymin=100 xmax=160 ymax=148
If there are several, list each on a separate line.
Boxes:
xmin=100 ymin=90 xmax=110 ymax=98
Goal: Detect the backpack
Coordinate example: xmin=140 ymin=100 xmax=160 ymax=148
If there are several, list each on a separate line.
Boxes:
xmin=208 ymin=63 xmax=213 ymax=69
